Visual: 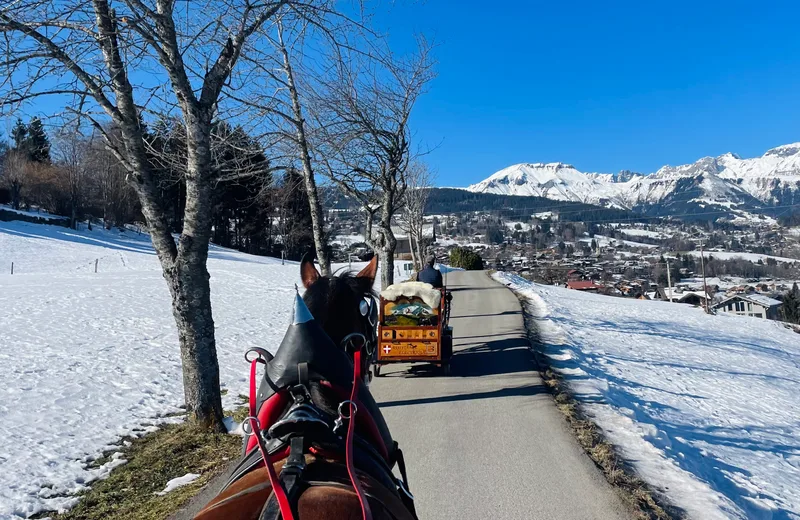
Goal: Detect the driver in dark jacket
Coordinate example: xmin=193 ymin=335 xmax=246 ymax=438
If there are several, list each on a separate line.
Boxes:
xmin=416 ymin=255 xmax=443 ymax=288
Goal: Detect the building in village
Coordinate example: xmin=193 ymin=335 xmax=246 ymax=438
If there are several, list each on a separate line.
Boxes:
xmin=712 ymin=294 xmax=782 ymax=320
xmin=566 ymin=280 xmax=603 ymax=292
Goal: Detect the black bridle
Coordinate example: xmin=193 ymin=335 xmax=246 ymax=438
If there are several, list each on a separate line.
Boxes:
xmin=340 ymin=295 xmax=378 ymax=381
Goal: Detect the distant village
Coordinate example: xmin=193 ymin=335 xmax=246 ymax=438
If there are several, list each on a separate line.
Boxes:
xmin=327 ymin=206 xmax=800 ymax=325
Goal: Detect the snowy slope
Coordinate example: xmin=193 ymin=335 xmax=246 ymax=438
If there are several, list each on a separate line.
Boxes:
xmin=467 ymin=142 xmax=800 ymax=216
xmin=684 ymin=250 xmax=800 ymax=264
xmin=496 ymin=273 xmax=800 ymax=520
xmin=717 ymin=145 xmax=800 ymax=205
xmin=467 ymin=162 xmax=636 ymax=207
xmin=0 ymin=220 xmax=384 ymax=518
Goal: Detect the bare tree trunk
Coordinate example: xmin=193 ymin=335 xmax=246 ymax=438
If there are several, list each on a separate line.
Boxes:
xmin=380 ymin=246 xmax=394 ymax=289
xmin=416 ymin=232 xmax=425 ymax=269
xmin=408 ymin=234 xmax=418 ymax=272
xmin=279 ymin=27 xmax=330 ymax=275
xmin=376 ymin=198 xmax=397 ymax=289
xmin=169 ymin=112 xmax=225 ymax=431
xmin=11 ymin=180 xmax=21 ymax=210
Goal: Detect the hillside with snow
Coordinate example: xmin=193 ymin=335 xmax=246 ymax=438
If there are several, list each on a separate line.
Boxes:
xmin=468 ymin=143 xmax=800 ymax=219
xmin=496 ymin=272 xmax=800 ymax=520
xmin=0 ymin=219 xmax=382 ymax=518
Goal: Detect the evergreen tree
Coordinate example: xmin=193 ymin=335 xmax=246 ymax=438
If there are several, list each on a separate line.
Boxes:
xmin=25 ymin=117 xmax=50 ymax=163
xmin=280 ymin=169 xmax=314 ymax=261
xmin=11 ymin=118 xmax=27 ymax=149
xmin=10 ymin=117 xmax=51 ymax=163
xmin=782 ymin=283 xmax=800 ymax=324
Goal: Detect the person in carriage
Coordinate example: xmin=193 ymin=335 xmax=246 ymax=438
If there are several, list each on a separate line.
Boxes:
xmin=415 ymin=255 xmax=443 ymax=288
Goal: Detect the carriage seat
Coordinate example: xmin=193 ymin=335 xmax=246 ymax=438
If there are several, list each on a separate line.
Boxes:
xmin=381 ymin=282 xmax=442 ymax=309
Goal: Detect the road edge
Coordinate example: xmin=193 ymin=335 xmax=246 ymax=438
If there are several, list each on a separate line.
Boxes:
xmin=495 ymin=273 xmax=684 ymax=520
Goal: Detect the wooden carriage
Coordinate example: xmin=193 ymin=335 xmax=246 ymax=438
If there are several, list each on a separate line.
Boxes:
xmin=374 ymin=282 xmax=453 ymax=376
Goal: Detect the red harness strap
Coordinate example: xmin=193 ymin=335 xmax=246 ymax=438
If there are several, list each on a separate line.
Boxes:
xmin=248 ymin=359 xmax=295 ymax=520
xmin=247 ymin=352 xmax=372 ymax=520
xmin=346 ymin=350 xmax=374 ymax=520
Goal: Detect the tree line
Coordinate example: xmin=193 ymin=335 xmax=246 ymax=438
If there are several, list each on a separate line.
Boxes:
xmin=0 ymin=117 xmax=318 ymax=259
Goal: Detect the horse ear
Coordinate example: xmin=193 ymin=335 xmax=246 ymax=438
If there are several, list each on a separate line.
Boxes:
xmin=300 ymin=254 xmax=321 ymax=289
xmin=356 ymin=255 xmax=378 ymax=285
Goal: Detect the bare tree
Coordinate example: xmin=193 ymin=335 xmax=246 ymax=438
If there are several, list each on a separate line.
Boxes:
xmin=398 ymin=161 xmax=434 ymax=271
xmin=0 ymin=0 xmax=332 ymax=431
xmin=0 ymin=149 xmax=28 ymax=209
xmin=52 ymin=129 xmax=90 ymax=228
xmin=85 ymin=132 xmax=138 ymax=228
xmin=229 ymin=13 xmax=376 ymax=275
xmin=316 ymin=40 xmax=435 ymax=289
xmin=272 ymin=21 xmax=331 ymax=273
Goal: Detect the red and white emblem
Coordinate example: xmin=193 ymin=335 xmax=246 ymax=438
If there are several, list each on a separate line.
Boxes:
xmin=382 ymin=345 xmax=392 ymax=354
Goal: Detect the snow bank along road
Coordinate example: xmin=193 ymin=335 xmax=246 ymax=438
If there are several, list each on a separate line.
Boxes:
xmin=370 ymin=271 xmax=629 ymax=520
xmin=498 ymin=273 xmax=800 ymax=520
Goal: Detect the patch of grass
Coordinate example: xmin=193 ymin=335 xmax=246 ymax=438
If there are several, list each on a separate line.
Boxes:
xmin=42 ymin=408 xmax=247 ymax=520
xmin=515 ymin=294 xmax=683 ymax=520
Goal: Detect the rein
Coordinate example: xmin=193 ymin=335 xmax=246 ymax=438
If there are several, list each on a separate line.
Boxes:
xmin=246 ymin=358 xmax=294 ymax=519
xmin=345 ymin=348 xmax=373 ymax=520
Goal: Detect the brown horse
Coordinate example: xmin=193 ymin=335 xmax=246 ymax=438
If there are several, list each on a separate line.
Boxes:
xmin=195 ymin=256 xmax=416 ymax=520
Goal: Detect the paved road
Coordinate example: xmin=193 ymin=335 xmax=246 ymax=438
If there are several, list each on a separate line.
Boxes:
xmin=370 ymin=270 xmax=629 ymax=520
xmin=172 ymin=270 xmax=629 ymax=520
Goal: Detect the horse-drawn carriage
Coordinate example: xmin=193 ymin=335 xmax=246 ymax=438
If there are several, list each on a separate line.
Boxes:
xmin=374 ymin=282 xmax=453 ymax=376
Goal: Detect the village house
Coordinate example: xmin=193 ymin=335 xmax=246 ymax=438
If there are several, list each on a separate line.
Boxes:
xmin=712 ymin=294 xmax=782 ymax=320
xmin=566 ymin=280 xmax=603 ymax=292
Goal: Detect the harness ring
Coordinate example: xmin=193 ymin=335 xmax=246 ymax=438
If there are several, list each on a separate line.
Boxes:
xmin=337 ymin=400 xmax=357 ymax=420
xmin=241 ymin=415 xmax=261 ymax=436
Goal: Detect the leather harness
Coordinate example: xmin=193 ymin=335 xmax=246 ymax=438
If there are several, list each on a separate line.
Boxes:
xmin=221 ymin=295 xmax=416 ymax=520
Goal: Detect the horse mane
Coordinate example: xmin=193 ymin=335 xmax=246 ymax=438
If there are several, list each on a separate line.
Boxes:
xmin=303 ymin=269 xmax=376 ymax=347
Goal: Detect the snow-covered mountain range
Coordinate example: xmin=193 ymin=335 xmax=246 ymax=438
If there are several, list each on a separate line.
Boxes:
xmin=467 ymin=143 xmax=800 ymax=219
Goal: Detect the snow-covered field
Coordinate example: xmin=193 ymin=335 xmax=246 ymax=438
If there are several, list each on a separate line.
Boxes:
xmin=496 ymin=272 xmax=800 ymax=520
xmin=685 ymin=250 xmax=800 ymax=265
xmin=579 ymin=234 xmax=660 ymax=249
xmin=0 ymin=220 xmax=382 ymax=518
xmin=616 ymin=228 xmax=669 ymax=239
xmin=0 ymin=204 xmax=69 ymax=222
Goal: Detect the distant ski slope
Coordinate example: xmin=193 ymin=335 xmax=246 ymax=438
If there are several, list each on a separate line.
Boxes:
xmin=497 ymin=273 xmax=800 ymax=519
xmin=0 ymin=220 xmax=382 ymax=518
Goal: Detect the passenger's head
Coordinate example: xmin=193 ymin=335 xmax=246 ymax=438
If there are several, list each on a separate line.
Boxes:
xmin=425 ymin=255 xmax=436 ymax=267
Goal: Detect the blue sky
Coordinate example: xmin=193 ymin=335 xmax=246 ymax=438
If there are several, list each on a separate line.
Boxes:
xmin=379 ymin=0 xmax=800 ymax=185
xmin=8 ymin=1 xmax=800 ymax=187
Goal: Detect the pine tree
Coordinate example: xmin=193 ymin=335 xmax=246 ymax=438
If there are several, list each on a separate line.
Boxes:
xmin=11 ymin=118 xmax=27 ymax=149
xmin=25 ymin=117 xmax=51 ymax=163
xmin=10 ymin=117 xmax=50 ymax=163
xmin=280 ymin=169 xmax=314 ymax=261
xmin=782 ymin=283 xmax=800 ymax=324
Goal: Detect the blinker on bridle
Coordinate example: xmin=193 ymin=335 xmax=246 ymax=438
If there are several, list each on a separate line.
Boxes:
xmin=348 ymin=296 xmax=377 ymax=357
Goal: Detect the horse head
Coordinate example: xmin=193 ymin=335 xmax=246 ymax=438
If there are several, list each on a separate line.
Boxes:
xmin=300 ymin=255 xmax=379 ymax=379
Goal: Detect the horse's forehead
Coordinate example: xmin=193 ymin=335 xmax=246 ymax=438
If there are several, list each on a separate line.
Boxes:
xmin=305 ymin=277 xmax=360 ymax=310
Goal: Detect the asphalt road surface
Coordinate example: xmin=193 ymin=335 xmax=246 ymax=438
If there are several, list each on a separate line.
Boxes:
xmin=370 ymin=270 xmax=629 ymax=520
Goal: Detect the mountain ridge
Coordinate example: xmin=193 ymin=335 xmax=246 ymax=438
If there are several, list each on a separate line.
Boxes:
xmin=467 ymin=143 xmax=800 ymax=220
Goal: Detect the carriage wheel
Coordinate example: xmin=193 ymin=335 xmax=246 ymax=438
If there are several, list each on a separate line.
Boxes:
xmin=373 ymin=364 xmax=383 ymax=377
